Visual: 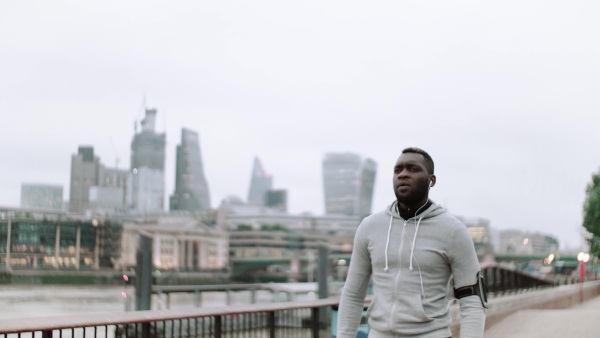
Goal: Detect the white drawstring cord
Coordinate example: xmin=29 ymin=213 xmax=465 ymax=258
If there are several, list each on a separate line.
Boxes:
xmin=408 ymin=217 xmax=422 ymax=271
xmin=384 ymin=215 xmax=393 ymax=272
xmin=385 ymin=200 xmax=428 ymax=273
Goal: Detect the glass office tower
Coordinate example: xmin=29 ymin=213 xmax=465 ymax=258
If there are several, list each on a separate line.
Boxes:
xmin=322 ymin=153 xmax=377 ymax=217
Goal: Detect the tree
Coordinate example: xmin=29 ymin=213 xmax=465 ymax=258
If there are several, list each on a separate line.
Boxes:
xmin=582 ymin=172 xmax=600 ymax=258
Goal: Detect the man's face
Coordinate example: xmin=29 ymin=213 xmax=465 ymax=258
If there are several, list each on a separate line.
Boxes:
xmin=393 ymin=153 xmax=432 ymax=205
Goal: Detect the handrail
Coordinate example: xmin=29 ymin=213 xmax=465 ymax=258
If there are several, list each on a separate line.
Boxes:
xmin=0 ymin=296 xmax=341 ymax=334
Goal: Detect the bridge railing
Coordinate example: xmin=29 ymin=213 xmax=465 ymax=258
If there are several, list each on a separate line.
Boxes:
xmin=480 ymin=262 xmax=556 ymax=296
xmin=0 ymin=264 xmax=570 ymax=338
xmin=0 ymin=297 xmax=338 ymax=338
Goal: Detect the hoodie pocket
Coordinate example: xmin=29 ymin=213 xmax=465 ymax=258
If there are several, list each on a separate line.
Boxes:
xmin=392 ymin=291 xmax=432 ymax=325
xmin=366 ymin=292 xmax=433 ymax=331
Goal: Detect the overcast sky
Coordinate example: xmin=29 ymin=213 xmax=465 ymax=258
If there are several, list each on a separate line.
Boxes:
xmin=1 ymin=1 xmax=599 ymax=250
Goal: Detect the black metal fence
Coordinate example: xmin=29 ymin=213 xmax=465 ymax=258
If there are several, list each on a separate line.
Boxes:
xmin=0 ymin=263 xmax=565 ymax=338
xmin=0 ymin=298 xmax=335 ymax=338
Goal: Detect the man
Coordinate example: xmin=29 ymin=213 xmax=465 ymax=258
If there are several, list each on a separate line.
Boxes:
xmin=337 ymin=147 xmax=486 ymax=338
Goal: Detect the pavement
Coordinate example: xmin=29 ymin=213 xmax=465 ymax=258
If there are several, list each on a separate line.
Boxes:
xmin=484 ymin=293 xmax=600 ymax=338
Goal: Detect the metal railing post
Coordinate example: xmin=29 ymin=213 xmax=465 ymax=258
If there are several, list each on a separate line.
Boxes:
xmin=268 ymin=311 xmax=276 ymax=338
xmin=215 ymin=316 xmax=222 ymax=338
xmin=311 ymin=307 xmax=320 ymax=338
xmin=141 ymin=322 xmax=150 ymax=338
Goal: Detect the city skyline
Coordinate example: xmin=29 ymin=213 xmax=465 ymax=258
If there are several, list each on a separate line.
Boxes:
xmin=2 ymin=2 xmax=600 ymax=250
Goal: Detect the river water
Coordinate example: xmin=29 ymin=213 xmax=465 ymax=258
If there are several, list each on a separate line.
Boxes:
xmin=0 ymin=285 xmax=277 ymax=321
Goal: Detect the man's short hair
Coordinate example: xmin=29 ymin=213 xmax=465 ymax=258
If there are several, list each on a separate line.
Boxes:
xmin=402 ymin=147 xmax=434 ymax=174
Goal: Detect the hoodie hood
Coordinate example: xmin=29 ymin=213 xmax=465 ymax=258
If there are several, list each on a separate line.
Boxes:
xmin=385 ymin=200 xmax=445 ymax=220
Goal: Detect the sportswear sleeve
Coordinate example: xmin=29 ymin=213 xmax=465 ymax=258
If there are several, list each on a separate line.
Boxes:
xmin=337 ymin=222 xmax=372 ymax=338
xmin=449 ymin=225 xmax=486 ymax=338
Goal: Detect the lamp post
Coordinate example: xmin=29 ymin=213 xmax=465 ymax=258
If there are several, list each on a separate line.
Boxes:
xmin=577 ymin=252 xmax=590 ymax=282
xmin=577 ymin=252 xmax=590 ymax=302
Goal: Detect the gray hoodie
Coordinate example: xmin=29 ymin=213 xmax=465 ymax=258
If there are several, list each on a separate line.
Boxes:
xmin=337 ymin=201 xmax=485 ymax=338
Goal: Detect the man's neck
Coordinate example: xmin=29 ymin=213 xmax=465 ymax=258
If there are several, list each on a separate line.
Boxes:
xmin=397 ymin=199 xmax=431 ymax=220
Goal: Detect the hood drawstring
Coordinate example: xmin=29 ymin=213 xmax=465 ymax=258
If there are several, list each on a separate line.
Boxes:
xmin=383 ymin=201 xmax=429 ymax=296
xmin=384 ymin=200 xmax=429 ymax=273
xmin=408 ymin=217 xmax=422 ymax=271
xmin=384 ymin=216 xmax=393 ymax=272
xmin=384 ymin=215 xmax=422 ymax=272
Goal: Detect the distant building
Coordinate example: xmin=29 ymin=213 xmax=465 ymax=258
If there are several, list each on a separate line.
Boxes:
xmin=90 ymin=167 xmax=129 ymax=213
xmin=129 ymin=108 xmax=166 ymax=213
xmin=458 ymin=216 xmax=494 ymax=261
xmin=498 ymin=230 xmax=559 ymax=255
xmin=120 ymin=215 xmax=228 ymax=271
xmin=89 ymin=186 xmax=124 ymax=211
xmin=69 ymin=146 xmax=102 ymax=213
xmin=128 ymin=167 xmax=164 ymax=213
xmin=322 ymin=153 xmax=377 ymax=217
xmin=20 ymin=183 xmax=63 ymax=211
xmin=0 ymin=211 xmax=122 ymax=270
xmin=170 ymin=128 xmax=211 ymax=212
xmin=218 ymin=196 xmax=360 ymax=235
xmin=247 ymin=157 xmax=272 ymax=206
xmin=266 ymin=189 xmax=287 ymax=212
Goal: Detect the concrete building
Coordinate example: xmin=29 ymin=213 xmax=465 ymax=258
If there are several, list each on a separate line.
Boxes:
xmin=247 ymin=157 xmax=272 ymax=206
xmin=170 ymin=128 xmax=211 ymax=212
xmin=129 ymin=108 xmax=166 ymax=213
xmin=20 ymin=183 xmax=63 ymax=211
xmin=322 ymin=153 xmax=377 ymax=217
xmin=120 ymin=215 xmax=228 ymax=271
xmin=69 ymin=146 xmax=102 ymax=214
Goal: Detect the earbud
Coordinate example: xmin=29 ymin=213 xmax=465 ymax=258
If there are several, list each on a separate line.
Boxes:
xmin=429 ymin=181 xmax=433 ymax=188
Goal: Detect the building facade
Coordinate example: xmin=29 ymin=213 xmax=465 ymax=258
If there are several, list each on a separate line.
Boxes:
xmin=120 ymin=215 xmax=228 ymax=271
xmin=170 ymin=128 xmax=211 ymax=212
xmin=69 ymin=146 xmax=102 ymax=214
xmin=0 ymin=210 xmax=122 ymax=271
xmin=130 ymin=108 xmax=166 ymax=213
xmin=322 ymin=153 xmax=377 ymax=217
xmin=90 ymin=167 xmax=129 ymax=213
xmin=20 ymin=183 xmax=63 ymax=211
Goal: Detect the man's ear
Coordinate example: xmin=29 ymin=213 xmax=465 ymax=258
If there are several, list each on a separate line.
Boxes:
xmin=429 ymin=175 xmax=437 ymax=188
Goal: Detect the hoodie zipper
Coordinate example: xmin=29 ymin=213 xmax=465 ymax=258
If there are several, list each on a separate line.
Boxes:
xmin=389 ymin=219 xmax=408 ymax=330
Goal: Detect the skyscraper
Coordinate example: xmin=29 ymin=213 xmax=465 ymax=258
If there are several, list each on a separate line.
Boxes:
xmin=170 ymin=128 xmax=211 ymax=212
xmin=69 ymin=146 xmax=101 ymax=213
xmin=69 ymin=146 xmax=130 ymax=214
xmin=322 ymin=153 xmax=377 ymax=217
xmin=247 ymin=157 xmax=273 ymax=205
xmin=129 ymin=108 xmax=166 ymax=213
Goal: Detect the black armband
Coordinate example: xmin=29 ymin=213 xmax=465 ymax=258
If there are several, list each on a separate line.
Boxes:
xmin=454 ymin=271 xmax=488 ymax=308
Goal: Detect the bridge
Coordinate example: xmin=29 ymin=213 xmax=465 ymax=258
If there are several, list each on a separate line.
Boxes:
xmin=0 ymin=263 xmax=598 ymax=337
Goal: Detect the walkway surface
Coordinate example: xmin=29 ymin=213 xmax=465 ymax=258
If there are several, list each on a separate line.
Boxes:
xmin=484 ymin=294 xmax=600 ymax=338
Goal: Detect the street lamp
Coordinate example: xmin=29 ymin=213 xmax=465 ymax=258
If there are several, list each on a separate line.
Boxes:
xmin=577 ymin=252 xmax=590 ymax=282
xmin=577 ymin=252 xmax=590 ymax=302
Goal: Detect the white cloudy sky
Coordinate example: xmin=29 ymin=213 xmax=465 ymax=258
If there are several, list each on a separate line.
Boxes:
xmin=1 ymin=1 xmax=599 ymax=250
